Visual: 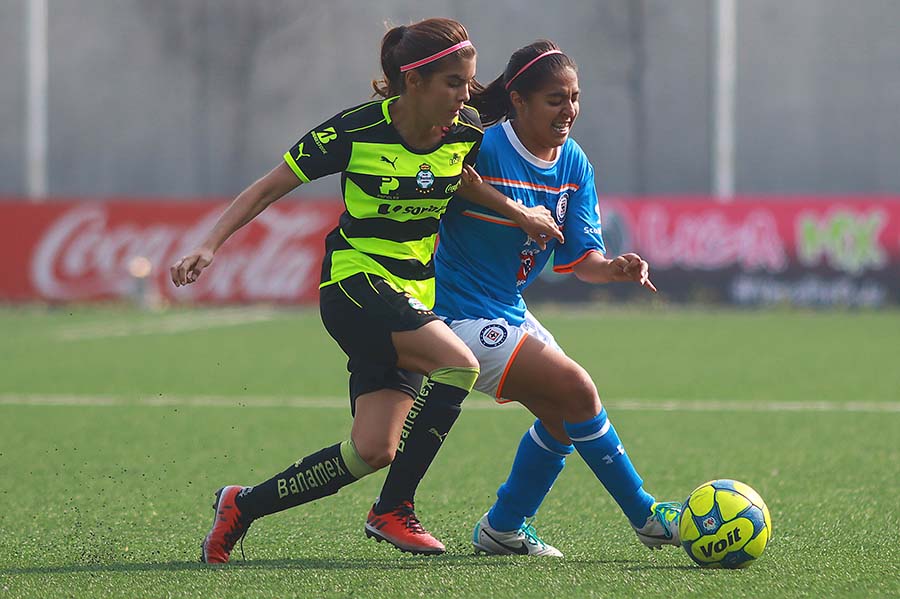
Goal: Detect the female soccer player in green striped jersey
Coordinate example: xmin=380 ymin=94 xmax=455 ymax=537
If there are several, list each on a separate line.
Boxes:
xmin=172 ymin=18 xmax=558 ymax=562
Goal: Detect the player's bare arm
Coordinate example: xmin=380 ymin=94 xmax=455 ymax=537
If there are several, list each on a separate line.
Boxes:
xmin=457 ymin=164 xmax=564 ymax=249
xmin=170 ymin=162 xmax=300 ymax=287
xmin=572 ymin=250 xmax=657 ymax=292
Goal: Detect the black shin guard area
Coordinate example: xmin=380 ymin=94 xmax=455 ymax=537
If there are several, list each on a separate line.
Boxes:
xmin=236 ymin=443 xmax=357 ymax=520
xmin=375 ymin=380 xmax=466 ymax=512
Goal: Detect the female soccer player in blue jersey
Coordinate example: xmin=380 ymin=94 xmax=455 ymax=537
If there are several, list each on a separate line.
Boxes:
xmin=170 ymin=19 xmax=558 ymax=562
xmin=433 ymin=40 xmax=682 ymax=556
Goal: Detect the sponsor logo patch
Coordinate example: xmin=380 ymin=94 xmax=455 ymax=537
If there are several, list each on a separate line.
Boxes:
xmin=408 ymin=296 xmax=429 ymax=312
xmin=312 ymin=127 xmax=338 ymax=154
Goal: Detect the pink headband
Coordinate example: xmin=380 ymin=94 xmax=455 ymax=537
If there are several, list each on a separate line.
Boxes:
xmin=505 ymin=49 xmax=564 ymax=90
xmin=400 ymin=40 xmax=473 ymax=72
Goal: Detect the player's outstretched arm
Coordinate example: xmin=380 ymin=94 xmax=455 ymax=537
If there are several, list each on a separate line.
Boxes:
xmin=457 ymin=165 xmax=564 ymax=249
xmin=171 ymin=162 xmax=301 ymax=287
xmin=572 ymin=251 xmax=657 ymax=293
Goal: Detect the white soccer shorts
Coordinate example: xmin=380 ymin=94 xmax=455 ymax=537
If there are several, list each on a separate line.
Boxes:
xmin=444 ymin=310 xmax=565 ymax=402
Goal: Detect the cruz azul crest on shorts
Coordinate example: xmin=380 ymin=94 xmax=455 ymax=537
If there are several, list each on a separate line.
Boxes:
xmin=416 ymin=163 xmax=434 ymax=193
xmin=556 ymin=192 xmax=569 ymax=223
xmin=479 ymin=324 xmax=508 ymax=348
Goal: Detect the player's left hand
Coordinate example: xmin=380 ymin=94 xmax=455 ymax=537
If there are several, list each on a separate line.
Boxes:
xmin=610 ymin=253 xmax=657 ymax=293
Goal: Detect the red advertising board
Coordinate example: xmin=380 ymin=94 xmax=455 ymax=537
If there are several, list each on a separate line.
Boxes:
xmin=601 ymin=197 xmax=900 ymax=273
xmin=535 ymin=196 xmax=900 ymax=307
xmin=1 ymin=197 xmax=899 ymax=306
xmin=0 ymin=199 xmax=344 ymax=303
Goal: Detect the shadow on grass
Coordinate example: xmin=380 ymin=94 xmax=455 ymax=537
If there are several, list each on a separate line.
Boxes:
xmin=2 ymin=555 xmax=666 ymax=576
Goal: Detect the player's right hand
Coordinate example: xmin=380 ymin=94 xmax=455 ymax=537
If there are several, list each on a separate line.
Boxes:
xmin=516 ymin=205 xmax=564 ymax=250
xmin=170 ymin=248 xmax=214 ymax=287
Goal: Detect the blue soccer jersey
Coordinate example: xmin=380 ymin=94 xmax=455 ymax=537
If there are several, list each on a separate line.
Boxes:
xmin=435 ymin=120 xmax=605 ymax=326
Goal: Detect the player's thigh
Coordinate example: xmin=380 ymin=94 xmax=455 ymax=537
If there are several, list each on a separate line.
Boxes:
xmin=393 ymin=319 xmax=478 ymax=374
xmin=321 ymin=272 xmax=473 ymax=382
xmin=500 ymin=336 xmax=600 ymax=418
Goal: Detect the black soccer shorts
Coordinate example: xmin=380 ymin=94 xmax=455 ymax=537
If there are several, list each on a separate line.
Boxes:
xmin=319 ymin=272 xmax=436 ymax=411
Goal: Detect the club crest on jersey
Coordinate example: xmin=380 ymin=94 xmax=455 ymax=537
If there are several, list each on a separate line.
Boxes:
xmin=556 ymin=192 xmax=569 ymax=223
xmin=416 ymin=163 xmax=435 ymax=192
xmin=479 ymin=324 xmax=508 ymax=348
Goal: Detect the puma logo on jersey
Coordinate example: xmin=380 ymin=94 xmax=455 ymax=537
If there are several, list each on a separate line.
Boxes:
xmin=380 ymin=156 xmax=398 ymax=169
xmin=295 ymin=143 xmax=311 ymax=159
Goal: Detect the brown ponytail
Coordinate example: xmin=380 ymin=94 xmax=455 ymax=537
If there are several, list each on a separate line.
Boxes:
xmin=372 ymin=18 xmax=476 ymax=98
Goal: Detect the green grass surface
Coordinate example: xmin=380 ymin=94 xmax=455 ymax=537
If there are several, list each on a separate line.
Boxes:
xmin=1 ymin=305 xmax=898 ymax=598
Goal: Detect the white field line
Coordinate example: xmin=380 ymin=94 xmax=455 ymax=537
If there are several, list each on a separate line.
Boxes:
xmin=55 ymin=308 xmax=281 ymax=341
xmin=1 ymin=394 xmax=898 ymax=413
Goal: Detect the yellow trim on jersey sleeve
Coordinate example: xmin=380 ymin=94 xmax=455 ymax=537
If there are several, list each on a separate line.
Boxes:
xmin=283 ymin=151 xmax=310 ymax=183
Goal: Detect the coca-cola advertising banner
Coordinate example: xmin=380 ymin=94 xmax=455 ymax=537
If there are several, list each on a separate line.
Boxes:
xmin=0 ymin=200 xmax=344 ymax=303
xmin=1 ymin=197 xmax=899 ymax=306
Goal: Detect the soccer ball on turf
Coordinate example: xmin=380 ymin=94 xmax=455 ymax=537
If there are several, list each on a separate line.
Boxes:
xmin=679 ymin=479 xmax=772 ymax=568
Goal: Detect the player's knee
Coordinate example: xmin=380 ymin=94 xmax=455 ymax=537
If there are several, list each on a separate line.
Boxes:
xmin=448 ymin=347 xmax=479 ymax=372
xmin=354 ymin=439 xmax=396 ymax=470
xmin=558 ymin=366 xmax=601 ymax=417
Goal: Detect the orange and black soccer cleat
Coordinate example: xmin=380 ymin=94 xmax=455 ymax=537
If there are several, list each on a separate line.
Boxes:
xmin=201 ymin=485 xmax=253 ymax=563
xmin=364 ymin=501 xmax=446 ymax=555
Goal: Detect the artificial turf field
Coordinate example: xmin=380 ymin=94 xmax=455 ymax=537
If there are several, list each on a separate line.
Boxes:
xmin=1 ymin=305 xmax=898 ymax=598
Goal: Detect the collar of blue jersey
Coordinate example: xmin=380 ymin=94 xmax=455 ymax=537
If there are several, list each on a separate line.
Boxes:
xmin=501 ymin=120 xmax=559 ymax=169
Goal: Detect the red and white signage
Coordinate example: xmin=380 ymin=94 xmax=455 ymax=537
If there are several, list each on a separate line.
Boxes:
xmin=602 ymin=197 xmax=900 ymax=275
xmin=0 ymin=199 xmax=344 ymax=303
xmin=1 ymin=196 xmax=898 ymax=305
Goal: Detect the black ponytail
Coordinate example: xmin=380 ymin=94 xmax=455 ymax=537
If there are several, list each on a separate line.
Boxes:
xmin=470 ymin=40 xmax=577 ymax=127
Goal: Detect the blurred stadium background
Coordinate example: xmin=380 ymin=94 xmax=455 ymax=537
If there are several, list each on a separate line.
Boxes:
xmin=1 ymin=0 xmax=899 ymax=307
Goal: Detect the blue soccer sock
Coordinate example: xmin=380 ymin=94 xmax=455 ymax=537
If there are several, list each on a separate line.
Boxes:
xmin=488 ymin=419 xmax=574 ymax=532
xmin=564 ymin=408 xmax=655 ymax=528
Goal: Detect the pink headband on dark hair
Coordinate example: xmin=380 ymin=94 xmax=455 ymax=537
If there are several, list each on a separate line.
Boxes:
xmin=504 ymin=49 xmax=563 ymax=90
xmin=400 ymin=40 xmax=473 ymax=72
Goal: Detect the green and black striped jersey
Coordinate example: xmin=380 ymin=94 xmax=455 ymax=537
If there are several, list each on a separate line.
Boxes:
xmin=283 ymin=97 xmax=482 ymax=308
